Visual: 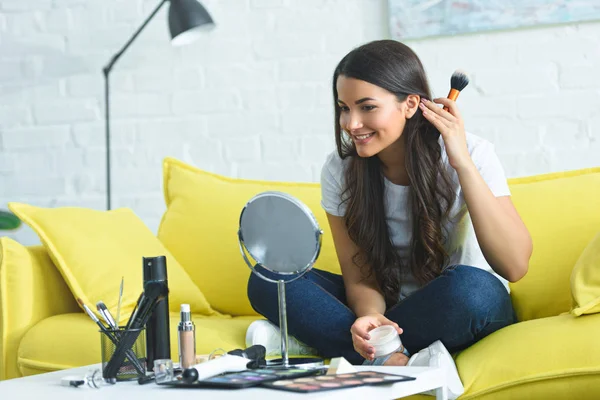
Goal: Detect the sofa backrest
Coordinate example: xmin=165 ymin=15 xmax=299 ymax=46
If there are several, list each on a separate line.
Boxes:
xmin=159 ymin=158 xmax=600 ymax=320
xmin=507 ymin=167 xmax=600 ymax=321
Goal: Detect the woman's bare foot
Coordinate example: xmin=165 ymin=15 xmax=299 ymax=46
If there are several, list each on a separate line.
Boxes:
xmin=383 ymin=352 xmax=409 ymax=366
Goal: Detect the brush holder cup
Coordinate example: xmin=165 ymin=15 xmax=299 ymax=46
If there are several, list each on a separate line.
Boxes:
xmin=100 ymin=327 xmax=147 ymax=381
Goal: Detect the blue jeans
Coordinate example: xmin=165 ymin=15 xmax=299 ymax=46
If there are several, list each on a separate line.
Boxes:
xmin=247 ymin=265 xmax=516 ymax=365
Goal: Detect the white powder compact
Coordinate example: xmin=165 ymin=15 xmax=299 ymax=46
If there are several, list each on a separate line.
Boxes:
xmin=366 ymin=325 xmax=403 ymax=358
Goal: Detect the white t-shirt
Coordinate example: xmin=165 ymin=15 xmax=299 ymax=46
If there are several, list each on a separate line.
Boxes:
xmin=320 ymin=133 xmax=511 ymax=300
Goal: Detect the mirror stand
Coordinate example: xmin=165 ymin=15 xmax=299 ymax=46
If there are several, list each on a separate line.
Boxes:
xmin=263 ymin=279 xmax=323 ymax=369
xmin=277 ymin=279 xmax=290 ymax=367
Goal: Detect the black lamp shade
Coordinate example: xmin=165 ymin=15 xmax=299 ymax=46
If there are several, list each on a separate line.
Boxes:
xmin=169 ymin=0 xmax=215 ymax=46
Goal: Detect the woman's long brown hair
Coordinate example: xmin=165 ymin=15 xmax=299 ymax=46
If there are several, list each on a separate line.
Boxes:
xmin=333 ymin=40 xmax=456 ymax=305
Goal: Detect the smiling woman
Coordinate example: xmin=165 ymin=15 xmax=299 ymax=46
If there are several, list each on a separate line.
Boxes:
xmin=332 ymin=42 xmax=458 ymax=300
xmin=247 ymin=39 xmax=532 ymax=368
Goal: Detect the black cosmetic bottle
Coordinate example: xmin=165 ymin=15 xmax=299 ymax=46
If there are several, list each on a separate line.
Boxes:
xmin=143 ymin=256 xmax=171 ymax=371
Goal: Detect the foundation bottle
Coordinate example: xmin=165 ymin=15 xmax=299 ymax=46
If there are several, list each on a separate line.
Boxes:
xmin=178 ymin=304 xmax=196 ymax=369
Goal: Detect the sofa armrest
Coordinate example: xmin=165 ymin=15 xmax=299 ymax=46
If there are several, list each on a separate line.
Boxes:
xmin=0 ymin=238 xmax=79 ymax=380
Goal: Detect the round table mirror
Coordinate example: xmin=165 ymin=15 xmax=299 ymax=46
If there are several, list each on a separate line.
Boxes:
xmin=238 ymin=191 xmax=323 ymax=368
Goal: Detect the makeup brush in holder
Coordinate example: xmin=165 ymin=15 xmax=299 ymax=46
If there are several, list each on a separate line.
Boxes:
xmin=78 ymin=298 xmax=146 ymax=380
xmin=102 ymin=280 xmax=169 ymax=382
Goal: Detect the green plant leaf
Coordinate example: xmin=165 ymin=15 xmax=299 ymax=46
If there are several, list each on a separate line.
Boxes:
xmin=0 ymin=210 xmax=21 ymax=230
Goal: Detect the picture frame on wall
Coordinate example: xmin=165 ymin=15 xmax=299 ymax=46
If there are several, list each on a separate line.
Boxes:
xmin=389 ymin=0 xmax=600 ymax=40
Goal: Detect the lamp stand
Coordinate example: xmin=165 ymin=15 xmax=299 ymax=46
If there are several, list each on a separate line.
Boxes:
xmin=103 ymin=0 xmax=168 ymax=210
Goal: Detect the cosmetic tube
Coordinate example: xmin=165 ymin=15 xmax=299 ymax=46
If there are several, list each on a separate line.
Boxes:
xmin=178 ymin=304 xmax=196 ymax=369
xmin=143 ymin=256 xmax=171 ymax=371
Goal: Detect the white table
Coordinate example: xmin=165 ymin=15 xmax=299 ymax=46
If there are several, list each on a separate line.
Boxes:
xmin=0 ymin=364 xmax=448 ymax=400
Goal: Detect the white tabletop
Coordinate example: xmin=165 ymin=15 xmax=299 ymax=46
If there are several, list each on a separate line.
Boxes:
xmin=0 ymin=364 xmax=448 ymax=400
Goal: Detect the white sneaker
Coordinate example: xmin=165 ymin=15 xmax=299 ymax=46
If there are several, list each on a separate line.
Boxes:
xmin=245 ymin=320 xmax=318 ymax=357
xmin=407 ymin=340 xmax=464 ymax=399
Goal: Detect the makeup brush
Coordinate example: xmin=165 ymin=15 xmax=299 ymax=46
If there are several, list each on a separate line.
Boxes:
xmin=444 ymin=69 xmax=469 ymax=111
xmin=78 ymin=298 xmax=108 ymax=332
xmin=96 ymin=301 xmax=118 ymax=330
xmin=116 ymin=277 xmax=124 ymax=326
xmin=126 ymin=292 xmax=144 ymax=330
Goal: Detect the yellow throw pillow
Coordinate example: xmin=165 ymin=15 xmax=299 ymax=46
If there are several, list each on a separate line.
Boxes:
xmin=158 ymin=157 xmax=341 ymax=316
xmin=570 ymin=232 xmax=600 ymax=316
xmin=8 ymin=203 xmax=219 ymax=323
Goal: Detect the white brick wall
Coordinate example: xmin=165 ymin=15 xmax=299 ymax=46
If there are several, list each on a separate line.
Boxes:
xmin=1 ymin=0 xmax=599 ymax=245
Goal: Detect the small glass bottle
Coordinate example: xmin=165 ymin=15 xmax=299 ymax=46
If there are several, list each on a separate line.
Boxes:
xmin=178 ymin=304 xmax=196 ymax=369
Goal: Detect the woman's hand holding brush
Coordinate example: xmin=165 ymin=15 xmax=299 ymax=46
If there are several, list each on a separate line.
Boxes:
xmin=419 ymin=70 xmax=473 ymax=172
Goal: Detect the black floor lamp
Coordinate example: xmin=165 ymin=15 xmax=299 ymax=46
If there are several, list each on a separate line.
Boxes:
xmin=103 ymin=0 xmax=215 ymax=210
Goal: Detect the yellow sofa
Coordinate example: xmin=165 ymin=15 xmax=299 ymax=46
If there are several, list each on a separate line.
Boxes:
xmin=1 ymin=158 xmax=600 ymax=400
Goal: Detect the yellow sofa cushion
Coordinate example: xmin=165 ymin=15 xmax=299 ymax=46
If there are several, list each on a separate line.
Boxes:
xmin=17 ymin=313 xmax=259 ymax=376
xmin=507 ymin=167 xmax=600 ymax=321
xmin=8 ymin=203 xmax=218 ymax=322
xmin=455 ymin=313 xmax=600 ymax=400
xmin=570 ymin=232 xmax=600 ymax=316
xmin=158 ymin=158 xmax=341 ymax=316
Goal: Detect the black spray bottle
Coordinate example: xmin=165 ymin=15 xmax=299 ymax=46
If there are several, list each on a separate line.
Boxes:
xmin=143 ymin=256 xmax=171 ymax=371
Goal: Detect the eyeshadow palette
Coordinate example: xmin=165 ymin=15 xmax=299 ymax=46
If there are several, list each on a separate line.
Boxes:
xmin=261 ymin=371 xmax=416 ymax=393
xmin=158 ymin=367 xmax=325 ymax=389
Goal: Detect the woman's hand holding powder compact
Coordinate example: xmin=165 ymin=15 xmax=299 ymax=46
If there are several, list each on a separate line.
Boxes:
xmin=350 ymin=313 xmax=403 ymax=361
